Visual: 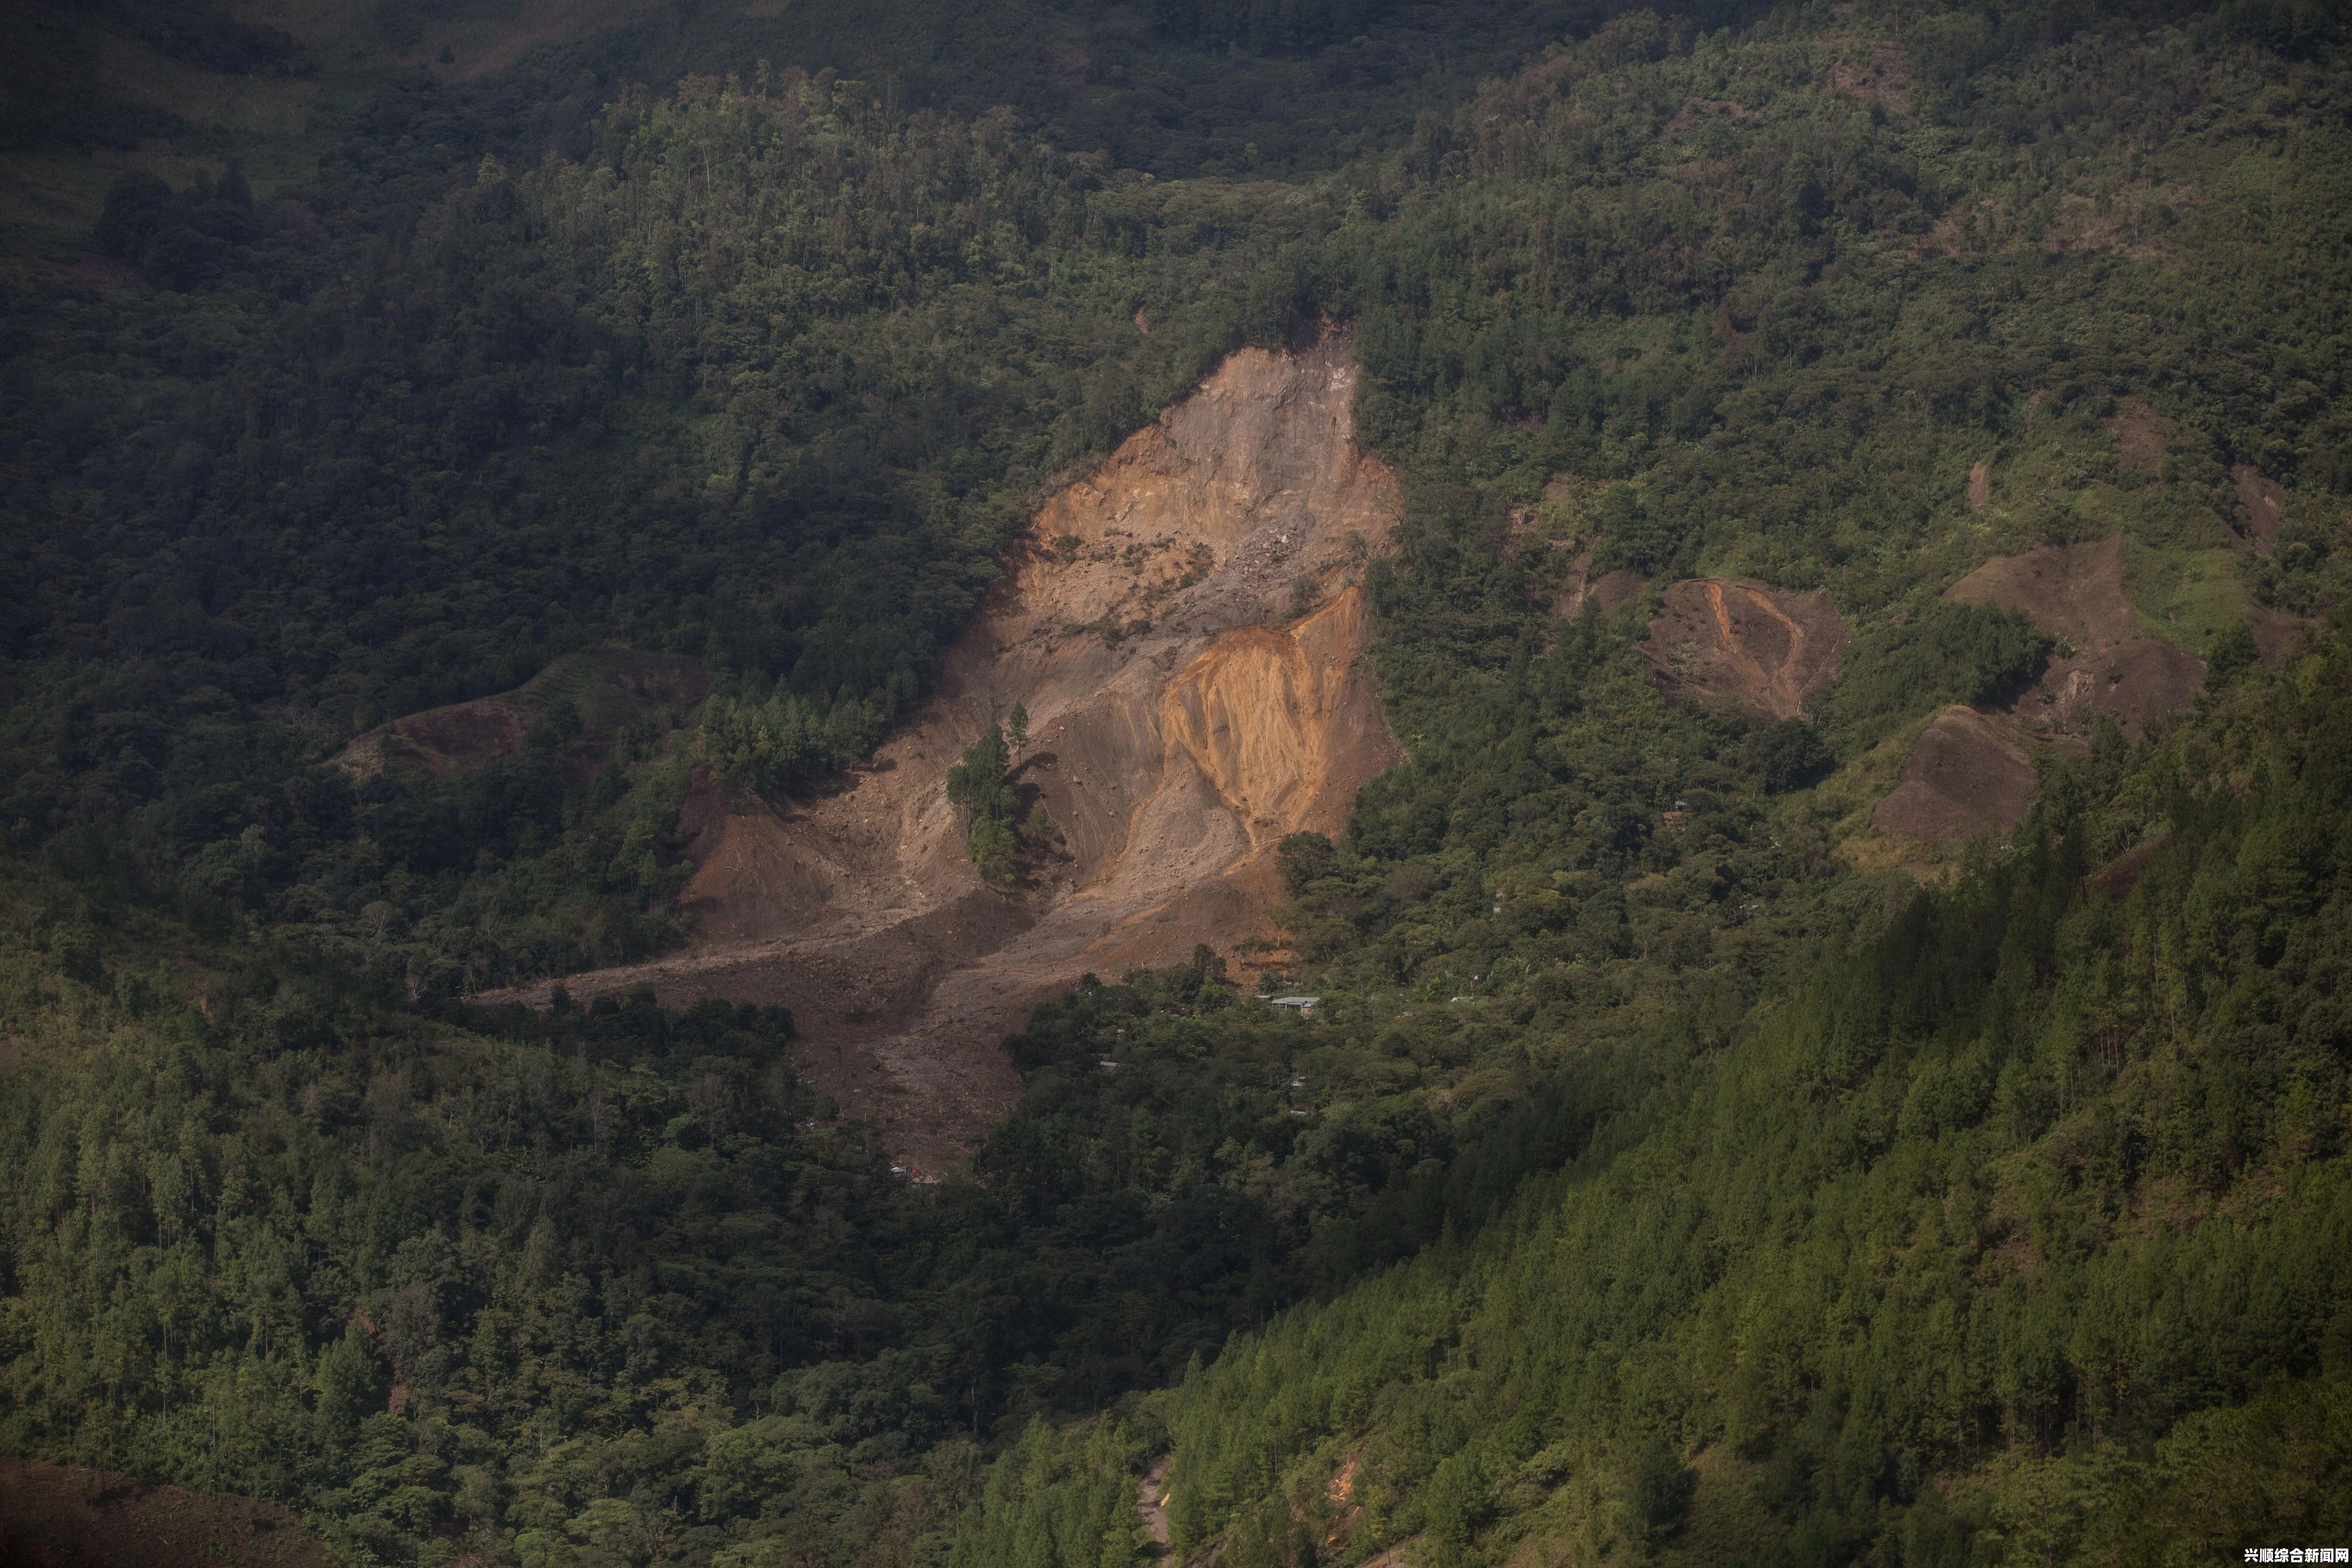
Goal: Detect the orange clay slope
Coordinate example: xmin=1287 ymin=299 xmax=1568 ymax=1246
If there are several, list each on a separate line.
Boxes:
xmin=478 ymin=331 xmax=1403 ymax=1170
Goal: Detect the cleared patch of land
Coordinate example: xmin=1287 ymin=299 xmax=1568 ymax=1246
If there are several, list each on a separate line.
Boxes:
xmin=1869 ymin=705 xmax=2038 ymax=842
xmin=2013 ymin=636 xmax=2205 ymax=740
xmin=0 ymin=1457 xmax=332 ymax=1568
xmin=477 ymin=334 xmax=1403 ymax=1169
xmin=1640 ymin=578 xmax=1851 ymax=720
xmin=1947 ymin=535 xmax=2147 ymax=653
xmin=1866 ymin=534 xmax=2218 ymax=854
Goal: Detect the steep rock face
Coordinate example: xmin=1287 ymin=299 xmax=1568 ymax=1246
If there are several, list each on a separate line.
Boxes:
xmin=483 ymin=332 xmax=1403 ymax=1166
xmin=1162 ymin=586 xmax=1385 ymax=846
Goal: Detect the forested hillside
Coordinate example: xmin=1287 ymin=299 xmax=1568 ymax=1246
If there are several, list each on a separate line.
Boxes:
xmin=2 ymin=63 xmax=1316 ymax=989
xmin=2 ymin=0 xmax=2350 ymax=1564
xmin=973 ymin=615 xmax=2352 ymax=1566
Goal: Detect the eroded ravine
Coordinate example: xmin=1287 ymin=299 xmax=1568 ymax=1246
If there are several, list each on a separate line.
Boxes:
xmin=479 ymin=332 xmax=1403 ymax=1169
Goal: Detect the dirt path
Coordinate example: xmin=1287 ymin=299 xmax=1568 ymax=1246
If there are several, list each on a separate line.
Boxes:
xmin=478 ymin=334 xmax=1403 ymax=1170
xmin=1138 ymin=1454 xmax=1173 ymax=1552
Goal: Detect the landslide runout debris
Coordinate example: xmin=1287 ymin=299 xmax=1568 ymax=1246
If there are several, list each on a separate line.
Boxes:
xmin=481 ymin=334 xmax=1402 ymax=1168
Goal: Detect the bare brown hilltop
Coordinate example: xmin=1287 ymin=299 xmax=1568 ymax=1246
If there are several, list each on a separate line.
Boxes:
xmin=478 ymin=333 xmax=1403 ymax=1169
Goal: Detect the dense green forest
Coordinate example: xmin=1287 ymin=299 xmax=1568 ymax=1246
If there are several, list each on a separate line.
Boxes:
xmin=988 ymin=615 xmax=2352 ymax=1567
xmin=4 ymin=0 xmax=2352 ymax=1563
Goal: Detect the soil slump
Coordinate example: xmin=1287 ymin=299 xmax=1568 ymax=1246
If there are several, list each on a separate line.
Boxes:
xmin=1641 ymin=579 xmax=1851 ymax=720
xmin=1966 ymin=457 xmax=1992 ymax=511
xmin=483 ymin=334 xmax=1402 ymax=1167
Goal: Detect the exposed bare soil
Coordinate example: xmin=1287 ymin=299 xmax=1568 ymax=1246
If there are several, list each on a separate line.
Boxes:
xmin=2233 ymin=464 xmax=2287 ymax=544
xmin=1555 ymin=554 xmax=1644 ymax=619
xmin=1966 ymin=457 xmax=1992 ymax=511
xmin=1871 ymin=536 xmax=2207 ymax=846
xmin=1138 ymin=1455 xmax=1172 ymax=1552
xmin=1878 ymin=513 xmax=2316 ymax=852
xmin=2089 ymin=833 xmax=2168 ymax=901
xmin=2103 ymin=398 xmax=2168 ymax=474
xmin=2014 ymin=637 xmax=2205 ymax=739
xmin=1947 ymin=534 xmax=2229 ymax=746
xmin=479 ymin=334 xmax=1402 ymax=1169
xmin=336 ymin=650 xmax=705 ymax=781
xmin=1946 ymin=535 xmax=2146 ymax=653
xmin=1640 ymin=579 xmax=1851 ymax=720
xmin=2252 ymin=604 xmax=2308 ymax=664
xmin=0 ymin=1457 xmax=332 ymax=1568
xmin=342 ymin=696 xmax=535 ymax=778
xmin=1870 ymin=519 xmax=2293 ymax=854
xmin=1870 ymin=706 xmax=2038 ymax=842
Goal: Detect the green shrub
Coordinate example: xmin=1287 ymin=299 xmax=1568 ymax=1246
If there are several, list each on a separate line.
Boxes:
xmin=1820 ymin=601 xmax=2054 ymax=746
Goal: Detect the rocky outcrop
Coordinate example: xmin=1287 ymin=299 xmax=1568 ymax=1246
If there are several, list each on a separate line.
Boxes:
xmin=1162 ymin=586 xmax=1387 ymax=846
